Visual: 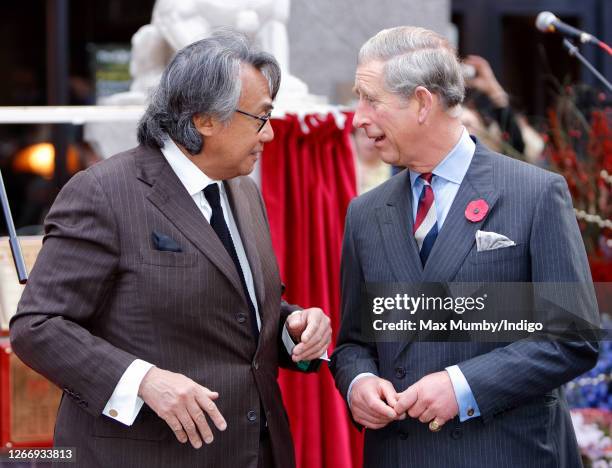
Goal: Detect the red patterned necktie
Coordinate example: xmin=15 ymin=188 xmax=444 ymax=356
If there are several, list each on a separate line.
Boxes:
xmin=413 ymin=173 xmax=438 ymax=265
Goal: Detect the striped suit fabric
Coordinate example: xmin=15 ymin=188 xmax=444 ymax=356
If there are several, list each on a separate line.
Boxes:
xmin=10 ymin=145 xmax=315 ymax=468
xmin=330 ymin=139 xmax=598 ymax=468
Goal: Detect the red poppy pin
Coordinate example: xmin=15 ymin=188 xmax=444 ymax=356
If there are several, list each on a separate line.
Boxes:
xmin=465 ymin=199 xmax=489 ymax=222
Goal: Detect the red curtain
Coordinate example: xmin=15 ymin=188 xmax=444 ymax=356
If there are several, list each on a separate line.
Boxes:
xmin=261 ymin=113 xmax=363 ymax=468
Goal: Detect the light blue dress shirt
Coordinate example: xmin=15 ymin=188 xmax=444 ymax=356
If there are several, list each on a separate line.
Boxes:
xmin=409 ymin=128 xmax=481 ymax=422
xmin=347 ymin=128 xmax=481 ymax=423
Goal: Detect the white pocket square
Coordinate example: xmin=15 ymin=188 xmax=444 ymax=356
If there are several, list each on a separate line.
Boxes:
xmin=475 ymin=230 xmax=516 ymax=252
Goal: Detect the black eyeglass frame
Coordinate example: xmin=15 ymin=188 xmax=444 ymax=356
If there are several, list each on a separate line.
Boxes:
xmin=235 ymin=109 xmax=272 ymax=133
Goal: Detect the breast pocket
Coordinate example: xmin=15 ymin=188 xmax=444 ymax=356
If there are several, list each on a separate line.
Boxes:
xmin=140 ymin=249 xmax=199 ymax=267
xmin=469 ymin=243 xmax=527 ymax=264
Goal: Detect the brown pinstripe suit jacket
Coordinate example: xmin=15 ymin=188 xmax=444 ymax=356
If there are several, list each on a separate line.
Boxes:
xmin=10 ymin=145 xmax=309 ymax=468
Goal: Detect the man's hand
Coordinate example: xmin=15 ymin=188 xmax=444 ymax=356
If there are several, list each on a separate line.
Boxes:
xmin=349 ymin=376 xmax=404 ymax=429
xmin=464 ymin=55 xmax=509 ymax=107
xmin=286 ymin=308 xmax=331 ymax=362
xmin=394 ymin=371 xmax=458 ymax=429
xmin=138 ymin=367 xmax=227 ymax=448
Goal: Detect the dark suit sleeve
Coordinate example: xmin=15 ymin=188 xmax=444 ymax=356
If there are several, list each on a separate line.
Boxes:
xmin=330 ymin=201 xmax=380 ymax=402
xmin=457 ymin=175 xmax=599 ymax=422
xmin=10 ymin=170 xmax=138 ymax=417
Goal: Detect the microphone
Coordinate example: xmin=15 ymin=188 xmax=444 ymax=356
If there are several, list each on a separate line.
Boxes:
xmin=535 ymin=11 xmax=596 ymax=44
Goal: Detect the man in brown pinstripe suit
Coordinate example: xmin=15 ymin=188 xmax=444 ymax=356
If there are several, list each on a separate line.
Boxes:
xmin=10 ymin=30 xmax=331 ymax=468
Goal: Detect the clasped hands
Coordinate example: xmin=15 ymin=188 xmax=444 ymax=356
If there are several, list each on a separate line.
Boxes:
xmin=349 ymin=372 xmax=459 ymax=431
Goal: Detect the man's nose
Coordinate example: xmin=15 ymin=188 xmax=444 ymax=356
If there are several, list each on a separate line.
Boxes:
xmin=353 ymin=103 xmax=370 ymax=129
xmin=259 ymin=119 xmax=274 ymax=142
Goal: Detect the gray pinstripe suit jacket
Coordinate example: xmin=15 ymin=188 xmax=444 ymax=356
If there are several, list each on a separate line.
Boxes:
xmin=10 ymin=145 xmax=311 ymax=468
xmin=330 ymin=140 xmax=598 ymax=468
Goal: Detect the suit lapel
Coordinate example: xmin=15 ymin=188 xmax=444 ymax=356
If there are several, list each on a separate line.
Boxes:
xmin=423 ymin=144 xmax=499 ymax=282
xmin=135 ymin=146 xmax=245 ymax=300
xmin=375 ymin=171 xmax=423 ymax=360
xmin=376 ymin=170 xmax=423 ymax=283
xmin=225 ymin=178 xmax=266 ymax=309
xmin=392 ymin=143 xmax=500 ymax=360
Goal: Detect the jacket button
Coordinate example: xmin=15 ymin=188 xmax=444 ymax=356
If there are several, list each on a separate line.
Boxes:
xmin=395 ymin=367 xmax=406 ymax=379
xmin=236 ymin=313 xmax=247 ymax=324
xmin=247 ymin=410 xmax=257 ymax=422
xmin=451 ymin=428 xmax=463 ymax=440
xmin=398 ymin=431 xmax=409 ymax=440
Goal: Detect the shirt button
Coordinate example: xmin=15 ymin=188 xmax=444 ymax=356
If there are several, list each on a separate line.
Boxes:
xmin=109 ymin=409 xmax=118 ymax=417
xmin=467 ymin=408 xmax=474 ymax=417
xmin=395 ymin=367 xmax=406 ymax=379
xmin=236 ymin=313 xmax=247 ymax=324
xmin=247 ymin=410 xmax=257 ymax=422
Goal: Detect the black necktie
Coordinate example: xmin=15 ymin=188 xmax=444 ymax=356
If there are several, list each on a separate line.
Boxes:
xmin=203 ymin=183 xmax=259 ymax=339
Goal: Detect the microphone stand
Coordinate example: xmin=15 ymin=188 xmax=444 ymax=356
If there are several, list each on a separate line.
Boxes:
xmin=563 ymin=39 xmax=612 ymax=93
xmin=0 ymin=169 xmax=28 ymax=284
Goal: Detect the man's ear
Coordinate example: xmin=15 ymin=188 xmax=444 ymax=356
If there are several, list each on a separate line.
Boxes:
xmin=413 ymin=86 xmax=434 ymax=124
xmin=193 ymin=113 xmax=218 ymax=137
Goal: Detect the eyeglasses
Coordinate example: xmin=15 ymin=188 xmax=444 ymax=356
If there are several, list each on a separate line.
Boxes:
xmin=235 ymin=109 xmax=272 ymax=133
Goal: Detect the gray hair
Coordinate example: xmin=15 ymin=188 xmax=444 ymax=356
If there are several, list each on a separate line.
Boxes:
xmin=358 ymin=26 xmax=464 ymax=110
xmin=137 ymin=29 xmax=281 ymax=154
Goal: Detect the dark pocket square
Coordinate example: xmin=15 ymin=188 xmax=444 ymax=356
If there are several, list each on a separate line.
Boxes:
xmin=151 ymin=231 xmax=182 ymax=252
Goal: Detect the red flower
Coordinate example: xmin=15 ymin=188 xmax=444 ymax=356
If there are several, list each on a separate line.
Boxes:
xmin=569 ymin=129 xmax=582 ymax=139
xmin=465 ymin=199 xmax=489 ymax=222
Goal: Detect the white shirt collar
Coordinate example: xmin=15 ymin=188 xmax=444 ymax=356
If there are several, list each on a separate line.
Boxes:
xmin=159 ymin=136 xmax=219 ymax=196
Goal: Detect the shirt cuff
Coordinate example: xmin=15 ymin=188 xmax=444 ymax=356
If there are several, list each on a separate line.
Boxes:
xmin=445 ymin=365 xmax=481 ymax=422
xmin=102 ymin=359 xmax=154 ymax=426
xmin=347 ymin=372 xmax=377 ymax=408
xmin=282 ymin=317 xmax=298 ymax=355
